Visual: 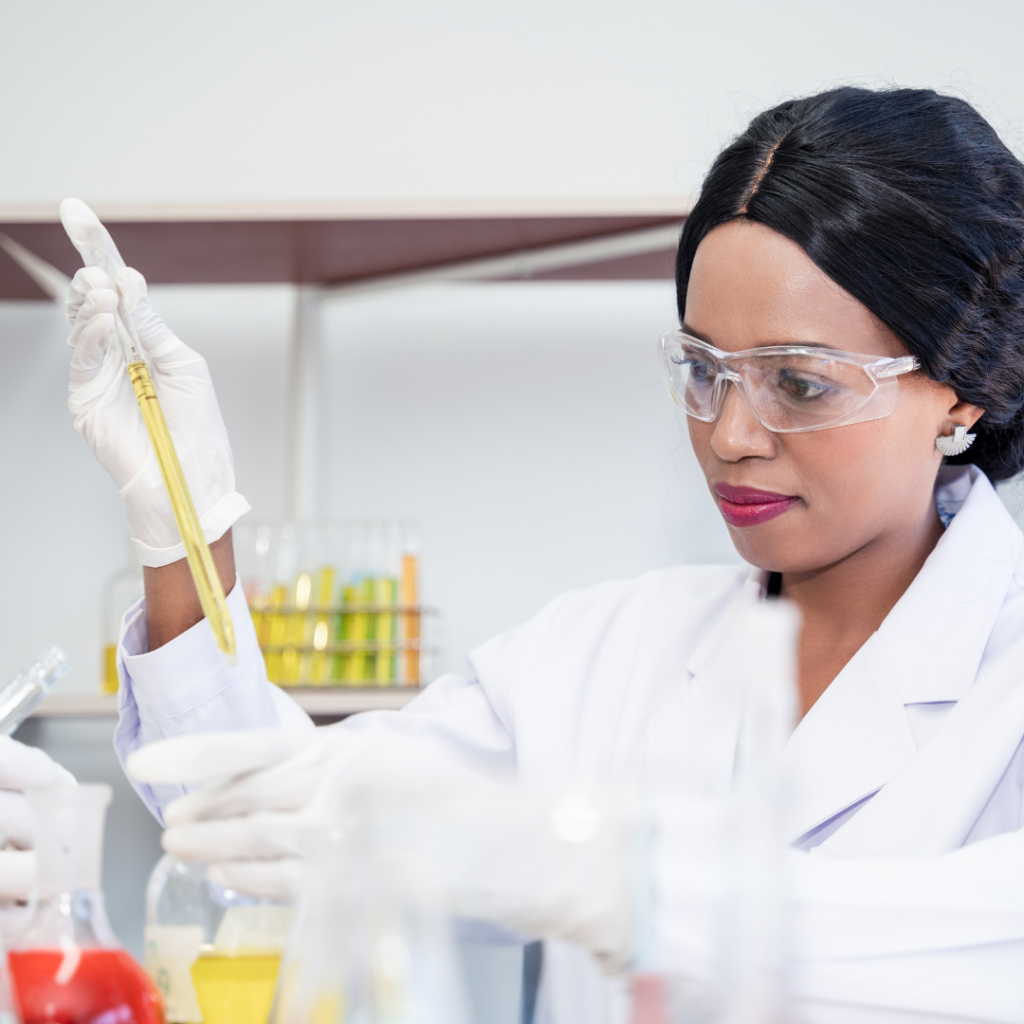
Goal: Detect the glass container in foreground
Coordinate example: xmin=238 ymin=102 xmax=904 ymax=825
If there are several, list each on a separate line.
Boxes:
xmin=9 ymin=784 xmax=163 ymax=1024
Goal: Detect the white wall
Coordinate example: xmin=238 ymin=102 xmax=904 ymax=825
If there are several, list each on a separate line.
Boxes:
xmin=0 ymin=281 xmax=740 ymax=691
xmin=2 ymin=0 xmax=1024 ymax=207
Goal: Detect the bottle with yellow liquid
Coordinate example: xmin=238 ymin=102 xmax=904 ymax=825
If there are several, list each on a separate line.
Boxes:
xmin=190 ymin=904 xmax=291 ymax=1024
xmin=100 ymin=539 xmax=144 ymax=695
xmin=144 ymin=853 xmax=291 ymax=1024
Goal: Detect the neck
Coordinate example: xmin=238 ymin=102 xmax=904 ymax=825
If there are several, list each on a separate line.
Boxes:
xmin=780 ymin=504 xmax=945 ymax=719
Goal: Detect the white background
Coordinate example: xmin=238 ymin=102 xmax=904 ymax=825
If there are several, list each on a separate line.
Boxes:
xmin=3 ymin=1 xmax=1024 ymax=207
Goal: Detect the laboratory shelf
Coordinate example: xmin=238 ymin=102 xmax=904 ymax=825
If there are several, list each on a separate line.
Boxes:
xmin=29 ymin=688 xmax=419 ymax=719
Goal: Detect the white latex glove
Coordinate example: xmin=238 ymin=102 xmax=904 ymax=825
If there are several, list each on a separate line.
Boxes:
xmin=0 ymin=737 xmax=77 ymax=902
xmin=62 ymin=199 xmax=249 ymax=566
xmin=128 ymin=727 xmax=637 ymax=973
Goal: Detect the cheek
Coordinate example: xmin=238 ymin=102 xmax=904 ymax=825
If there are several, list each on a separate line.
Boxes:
xmin=789 ymin=407 xmax=940 ymax=531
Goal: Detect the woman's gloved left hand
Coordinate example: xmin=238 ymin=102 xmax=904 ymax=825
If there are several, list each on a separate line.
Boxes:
xmin=0 ymin=737 xmax=77 ymax=902
xmin=128 ymin=728 xmax=637 ymax=973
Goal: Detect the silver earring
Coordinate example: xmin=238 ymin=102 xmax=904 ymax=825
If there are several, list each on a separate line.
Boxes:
xmin=935 ymin=423 xmax=976 ymax=457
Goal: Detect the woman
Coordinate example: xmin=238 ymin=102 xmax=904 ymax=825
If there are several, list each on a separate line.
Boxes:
xmin=69 ymin=86 xmax=1024 ymax=1021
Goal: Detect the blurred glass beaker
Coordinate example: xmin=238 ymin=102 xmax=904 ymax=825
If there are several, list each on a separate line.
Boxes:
xmin=271 ymin=824 xmax=468 ymax=1024
xmin=9 ymin=784 xmax=163 ymax=1024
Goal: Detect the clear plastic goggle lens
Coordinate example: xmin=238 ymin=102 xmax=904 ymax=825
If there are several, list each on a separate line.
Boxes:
xmin=661 ymin=333 xmax=914 ymax=433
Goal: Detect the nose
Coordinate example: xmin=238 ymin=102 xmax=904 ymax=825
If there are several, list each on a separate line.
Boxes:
xmin=709 ymin=382 xmax=778 ymax=462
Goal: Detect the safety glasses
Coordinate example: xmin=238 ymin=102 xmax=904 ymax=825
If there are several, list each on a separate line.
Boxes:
xmin=659 ymin=330 xmax=920 ymax=434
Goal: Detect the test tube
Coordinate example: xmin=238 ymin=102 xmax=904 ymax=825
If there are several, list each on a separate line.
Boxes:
xmin=0 ymin=647 xmax=71 ymax=735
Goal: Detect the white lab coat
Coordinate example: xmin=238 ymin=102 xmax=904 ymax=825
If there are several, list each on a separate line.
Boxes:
xmin=114 ymin=464 xmax=1024 ymax=1024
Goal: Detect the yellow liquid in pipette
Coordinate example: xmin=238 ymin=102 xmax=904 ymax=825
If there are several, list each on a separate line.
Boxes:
xmin=190 ymin=951 xmax=281 ymax=1024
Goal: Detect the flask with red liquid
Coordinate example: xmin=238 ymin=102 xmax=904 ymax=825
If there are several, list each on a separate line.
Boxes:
xmin=8 ymin=784 xmax=163 ymax=1024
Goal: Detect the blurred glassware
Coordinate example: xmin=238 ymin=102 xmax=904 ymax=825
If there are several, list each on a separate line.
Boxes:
xmin=189 ymin=893 xmax=291 ymax=1024
xmin=9 ymin=784 xmax=163 ymax=1024
xmin=636 ymin=600 xmax=799 ymax=1024
xmin=271 ymin=819 xmax=468 ymax=1024
xmin=235 ymin=522 xmax=432 ymax=689
xmin=144 ymin=852 xmax=293 ymax=1024
xmin=144 ymin=855 xmax=221 ymax=1024
xmin=0 ymin=647 xmax=70 ymax=736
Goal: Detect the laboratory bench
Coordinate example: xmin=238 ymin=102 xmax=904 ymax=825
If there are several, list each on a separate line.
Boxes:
xmin=29 ymin=687 xmax=418 ymax=722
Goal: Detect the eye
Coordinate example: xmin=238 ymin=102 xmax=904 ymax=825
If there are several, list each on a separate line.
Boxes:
xmin=777 ymin=369 xmax=834 ymax=400
xmin=687 ymin=357 xmax=716 ymax=384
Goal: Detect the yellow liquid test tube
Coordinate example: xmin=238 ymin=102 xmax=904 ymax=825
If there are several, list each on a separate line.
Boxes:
xmin=128 ymin=362 xmax=235 ymax=661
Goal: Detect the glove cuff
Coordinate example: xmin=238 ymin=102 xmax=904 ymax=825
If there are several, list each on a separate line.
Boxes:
xmin=132 ymin=491 xmax=252 ymax=568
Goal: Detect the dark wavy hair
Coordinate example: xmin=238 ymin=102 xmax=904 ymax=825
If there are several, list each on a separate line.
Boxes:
xmin=676 ymin=86 xmax=1024 ymax=482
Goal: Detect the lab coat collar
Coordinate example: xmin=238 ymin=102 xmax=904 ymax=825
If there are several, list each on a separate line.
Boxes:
xmin=682 ymin=466 xmax=1023 ymax=844
xmin=876 ymin=465 xmax=1022 ymax=705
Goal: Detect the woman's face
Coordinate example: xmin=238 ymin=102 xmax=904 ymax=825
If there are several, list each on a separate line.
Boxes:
xmin=684 ymin=219 xmax=981 ymax=573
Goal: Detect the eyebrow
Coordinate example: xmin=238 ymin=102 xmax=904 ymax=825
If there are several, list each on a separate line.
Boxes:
xmin=680 ymin=322 xmax=833 ymax=351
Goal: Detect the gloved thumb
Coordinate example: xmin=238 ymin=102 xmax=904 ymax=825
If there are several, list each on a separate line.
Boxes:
xmin=126 ymin=728 xmax=310 ymax=788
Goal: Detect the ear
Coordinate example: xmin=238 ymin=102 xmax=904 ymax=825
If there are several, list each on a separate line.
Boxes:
xmin=945 ymin=398 xmax=986 ymax=432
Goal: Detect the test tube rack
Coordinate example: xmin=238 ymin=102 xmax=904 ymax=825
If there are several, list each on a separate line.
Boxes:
xmin=237 ymin=522 xmax=433 ymax=689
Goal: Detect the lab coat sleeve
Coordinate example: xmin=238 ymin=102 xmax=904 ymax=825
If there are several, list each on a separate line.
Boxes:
xmin=114 ymin=577 xmax=315 ymax=818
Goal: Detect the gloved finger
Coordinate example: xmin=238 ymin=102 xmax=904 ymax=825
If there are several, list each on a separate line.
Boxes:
xmin=163 ymin=811 xmax=301 ymax=861
xmin=65 ymin=266 xmax=113 ymax=324
xmin=207 ymin=858 xmax=303 ymax=903
xmin=68 ymin=306 xmax=120 ymax=386
xmin=165 ymin=766 xmax=324 ymax=827
xmin=0 ymin=790 xmax=35 ymax=849
xmin=67 ymin=286 xmax=119 ymax=341
xmin=60 ymin=198 xmax=127 ymax=278
xmin=163 ymin=731 xmax=344 ymax=825
xmin=0 ymin=850 xmax=35 ymax=901
xmin=115 ymin=268 xmax=177 ymax=355
xmin=127 ymin=728 xmax=309 ymax=788
xmin=0 ymin=737 xmax=76 ymax=793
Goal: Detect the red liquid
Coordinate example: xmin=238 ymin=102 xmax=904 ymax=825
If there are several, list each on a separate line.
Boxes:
xmin=10 ymin=949 xmax=164 ymax=1024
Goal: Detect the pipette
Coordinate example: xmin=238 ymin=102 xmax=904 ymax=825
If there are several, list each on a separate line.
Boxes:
xmin=59 ymin=199 xmax=236 ymax=661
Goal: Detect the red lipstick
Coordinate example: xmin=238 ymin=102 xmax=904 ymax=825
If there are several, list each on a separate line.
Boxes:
xmin=714 ymin=484 xmax=798 ymax=527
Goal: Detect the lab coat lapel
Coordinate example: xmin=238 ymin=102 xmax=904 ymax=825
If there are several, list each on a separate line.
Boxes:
xmin=780 ymin=633 xmax=916 ymax=845
xmin=818 ymin=470 xmax=1024 ymax=855
xmin=782 ymin=467 xmax=1021 ymax=847
xmin=646 ymin=574 xmax=765 ymax=799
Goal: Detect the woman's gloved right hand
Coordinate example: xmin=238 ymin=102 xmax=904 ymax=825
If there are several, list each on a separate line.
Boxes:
xmin=65 ymin=261 xmax=250 ymax=567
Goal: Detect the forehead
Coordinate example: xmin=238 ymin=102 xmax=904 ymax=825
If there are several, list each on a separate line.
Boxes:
xmin=683 ymin=220 xmax=908 ymax=359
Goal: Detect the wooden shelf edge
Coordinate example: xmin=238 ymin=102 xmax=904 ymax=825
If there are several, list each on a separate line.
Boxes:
xmin=29 ymin=688 xmax=419 ymax=719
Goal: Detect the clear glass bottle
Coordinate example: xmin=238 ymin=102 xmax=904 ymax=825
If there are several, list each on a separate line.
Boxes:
xmin=271 ymin=821 xmax=468 ymax=1024
xmin=9 ymin=784 xmax=163 ymax=1024
xmin=144 ymin=855 xmax=221 ymax=1024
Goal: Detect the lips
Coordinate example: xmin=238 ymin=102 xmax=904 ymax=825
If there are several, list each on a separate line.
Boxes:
xmin=714 ymin=483 xmax=798 ymax=527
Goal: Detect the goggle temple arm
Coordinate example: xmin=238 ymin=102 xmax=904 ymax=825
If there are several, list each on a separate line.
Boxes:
xmin=871 ymin=355 xmax=920 ymax=379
